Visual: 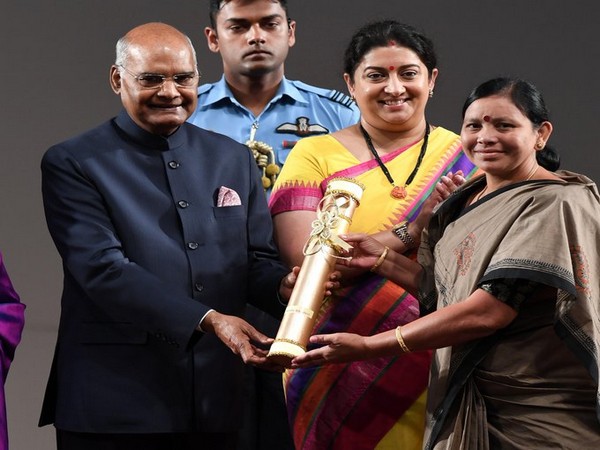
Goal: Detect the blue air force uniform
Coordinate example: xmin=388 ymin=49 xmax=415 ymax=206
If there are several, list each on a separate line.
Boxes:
xmin=188 ymin=76 xmax=359 ymax=168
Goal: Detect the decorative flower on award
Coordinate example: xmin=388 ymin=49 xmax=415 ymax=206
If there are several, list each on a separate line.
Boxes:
xmin=246 ymin=139 xmax=280 ymax=190
xmin=304 ymin=203 xmax=353 ymax=258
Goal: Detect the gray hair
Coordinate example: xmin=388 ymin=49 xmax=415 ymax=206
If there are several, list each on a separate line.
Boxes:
xmin=115 ymin=35 xmax=130 ymax=67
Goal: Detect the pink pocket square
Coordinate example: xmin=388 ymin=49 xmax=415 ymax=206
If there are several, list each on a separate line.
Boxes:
xmin=217 ymin=186 xmax=242 ymax=207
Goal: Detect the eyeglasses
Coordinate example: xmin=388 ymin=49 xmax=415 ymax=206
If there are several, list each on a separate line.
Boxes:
xmin=118 ymin=65 xmax=199 ymax=89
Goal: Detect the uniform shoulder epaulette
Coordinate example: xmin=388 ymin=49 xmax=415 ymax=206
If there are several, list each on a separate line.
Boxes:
xmin=291 ymin=80 xmax=356 ymax=109
xmin=197 ymin=83 xmax=215 ymax=97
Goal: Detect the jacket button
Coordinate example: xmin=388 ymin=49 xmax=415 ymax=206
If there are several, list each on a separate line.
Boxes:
xmin=177 ymin=200 xmax=189 ymax=208
xmin=168 ymin=161 xmax=180 ymax=169
xmin=187 ymin=242 xmax=199 ymax=250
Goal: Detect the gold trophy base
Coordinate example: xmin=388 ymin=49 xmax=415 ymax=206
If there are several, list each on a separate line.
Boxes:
xmin=267 ymin=340 xmax=305 ymax=367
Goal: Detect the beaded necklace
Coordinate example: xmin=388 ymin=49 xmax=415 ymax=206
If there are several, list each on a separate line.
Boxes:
xmin=359 ymin=122 xmax=430 ymax=199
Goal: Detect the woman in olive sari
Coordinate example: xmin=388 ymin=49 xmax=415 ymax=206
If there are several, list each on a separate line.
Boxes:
xmin=292 ymin=78 xmax=600 ymax=449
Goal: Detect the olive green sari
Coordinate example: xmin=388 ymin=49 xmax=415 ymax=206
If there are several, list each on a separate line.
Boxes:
xmin=419 ymin=171 xmax=600 ymax=449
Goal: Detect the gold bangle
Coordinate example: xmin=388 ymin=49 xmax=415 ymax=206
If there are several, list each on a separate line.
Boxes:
xmin=370 ymin=246 xmax=389 ymax=272
xmin=395 ymin=326 xmax=411 ymax=353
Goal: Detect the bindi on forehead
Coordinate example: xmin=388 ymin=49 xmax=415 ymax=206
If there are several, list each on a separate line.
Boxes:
xmin=388 ymin=66 xmax=395 ymax=71
xmin=483 ymin=115 xmax=491 ymax=122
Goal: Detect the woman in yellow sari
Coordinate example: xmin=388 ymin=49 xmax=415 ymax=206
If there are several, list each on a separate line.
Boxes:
xmin=269 ymin=20 xmax=476 ymax=450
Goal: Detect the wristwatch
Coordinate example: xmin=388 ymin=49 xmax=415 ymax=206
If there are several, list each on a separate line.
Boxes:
xmin=392 ymin=221 xmax=416 ymax=248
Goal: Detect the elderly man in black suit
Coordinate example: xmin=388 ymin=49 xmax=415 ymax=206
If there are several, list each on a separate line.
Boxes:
xmin=38 ymin=22 xmax=305 ymax=450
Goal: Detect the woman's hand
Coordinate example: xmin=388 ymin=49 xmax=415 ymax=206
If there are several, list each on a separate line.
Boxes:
xmin=279 ymin=266 xmax=341 ymax=301
xmin=337 ymin=233 xmax=386 ymax=271
xmin=278 ymin=266 xmax=300 ymax=301
xmin=291 ymin=328 xmax=401 ymax=367
xmin=340 ymin=233 xmax=424 ymax=294
xmin=435 ymin=170 xmax=466 ymax=200
xmin=291 ymin=332 xmax=368 ymax=367
xmin=413 ymin=171 xmax=466 ymax=233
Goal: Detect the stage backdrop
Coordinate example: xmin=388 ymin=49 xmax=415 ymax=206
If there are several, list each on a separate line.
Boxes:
xmin=1 ymin=1 xmax=598 ymax=448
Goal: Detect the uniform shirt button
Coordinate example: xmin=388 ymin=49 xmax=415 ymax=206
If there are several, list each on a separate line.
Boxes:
xmin=168 ymin=161 xmax=180 ymax=169
xmin=187 ymin=242 xmax=199 ymax=250
xmin=194 ymin=283 xmax=204 ymax=292
xmin=177 ymin=200 xmax=189 ymax=208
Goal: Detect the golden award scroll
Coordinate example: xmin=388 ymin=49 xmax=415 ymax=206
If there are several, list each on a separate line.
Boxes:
xmin=267 ymin=178 xmax=364 ymax=367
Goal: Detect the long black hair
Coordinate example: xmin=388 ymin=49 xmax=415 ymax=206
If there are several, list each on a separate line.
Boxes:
xmin=462 ymin=77 xmax=560 ymax=171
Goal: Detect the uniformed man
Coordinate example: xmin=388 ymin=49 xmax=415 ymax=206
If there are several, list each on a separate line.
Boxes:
xmin=187 ymin=1 xmax=359 ymax=449
xmin=188 ymin=0 xmax=359 ymax=193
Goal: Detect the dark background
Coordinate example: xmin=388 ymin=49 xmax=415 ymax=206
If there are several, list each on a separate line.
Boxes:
xmin=1 ymin=1 xmax=598 ymax=447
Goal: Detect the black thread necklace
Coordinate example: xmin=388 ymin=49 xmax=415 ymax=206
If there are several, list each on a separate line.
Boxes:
xmin=359 ymin=121 xmax=430 ymax=199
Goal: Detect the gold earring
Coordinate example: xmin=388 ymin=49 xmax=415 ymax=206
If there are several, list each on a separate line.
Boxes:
xmin=429 ymin=89 xmax=434 ymax=98
xmin=535 ymin=141 xmax=544 ymax=150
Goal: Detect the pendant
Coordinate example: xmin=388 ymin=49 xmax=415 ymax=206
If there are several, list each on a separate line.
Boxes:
xmin=391 ymin=185 xmax=407 ymax=199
